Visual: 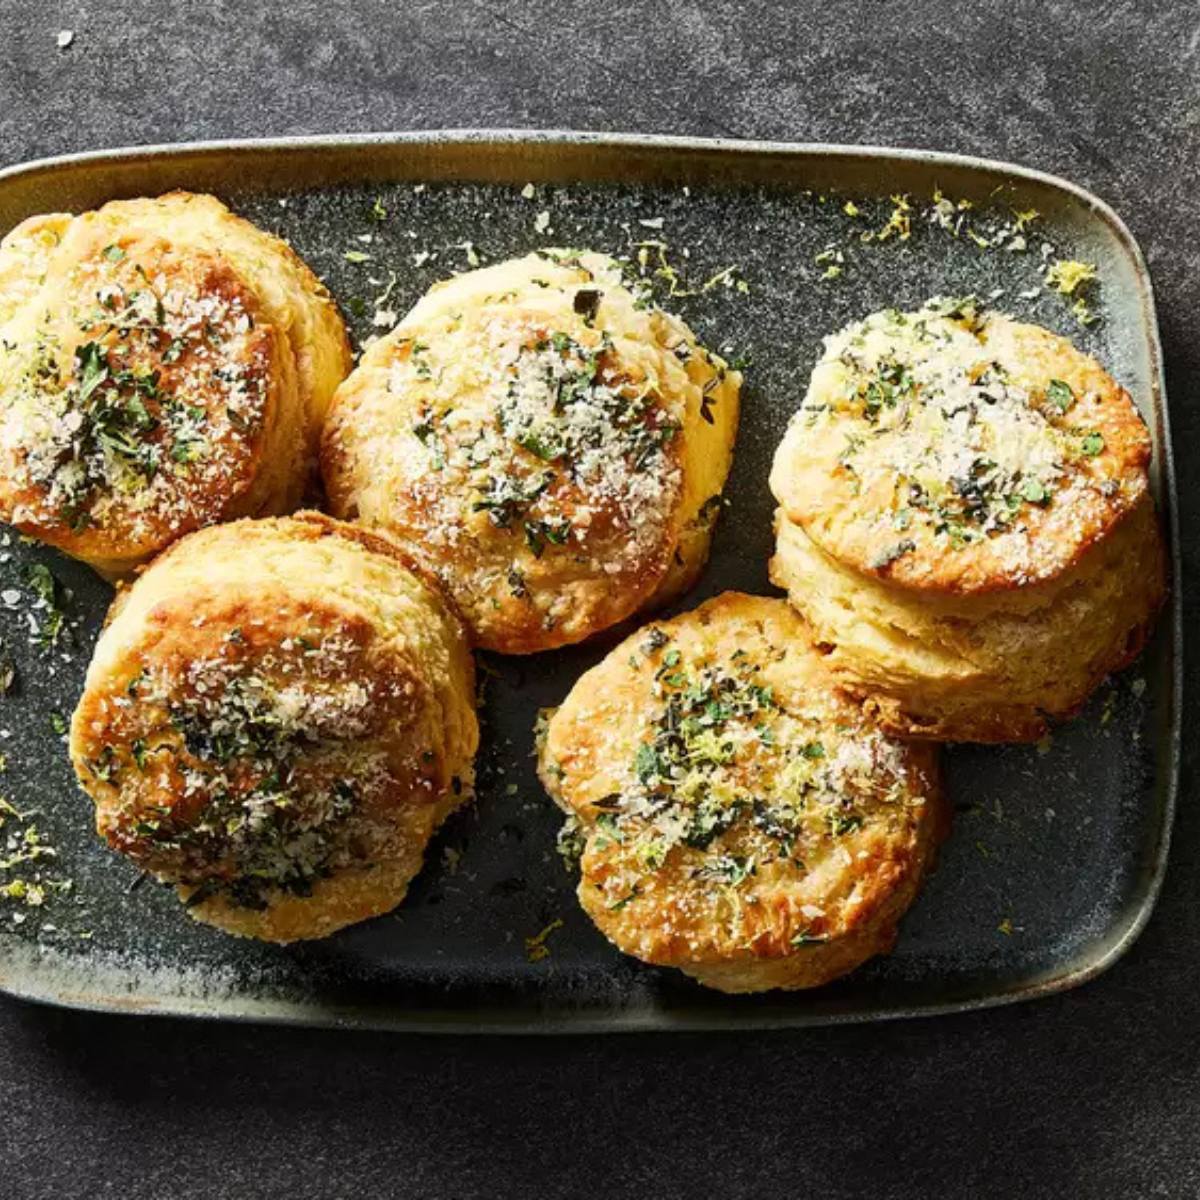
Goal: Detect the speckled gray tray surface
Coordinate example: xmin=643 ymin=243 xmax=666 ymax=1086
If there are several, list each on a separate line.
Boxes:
xmin=0 ymin=133 xmax=1180 ymax=1032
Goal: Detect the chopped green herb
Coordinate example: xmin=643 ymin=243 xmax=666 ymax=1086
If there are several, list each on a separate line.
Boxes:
xmin=75 ymin=341 xmax=108 ymax=402
xmin=634 ymin=742 xmax=662 ymax=784
xmin=572 ymin=287 xmax=601 ymax=323
xmin=868 ymin=539 xmax=915 ymax=570
xmin=828 ymin=812 xmax=863 ymax=837
xmin=25 ymin=563 xmax=67 ymax=649
xmin=1045 ymin=379 xmax=1075 ymax=413
xmin=791 ymin=929 xmax=829 ymax=947
xmin=523 ymin=517 xmax=570 ymax=557
xmin=506 ymin=565 xmax=528 ymax=599
xmin=556 ymin=816 xmax=585 ymax=868
xmin=698 ymin=854 xmax=755 ymax=886
xmin=1020 ymin=478 xmax=1049 ymax=504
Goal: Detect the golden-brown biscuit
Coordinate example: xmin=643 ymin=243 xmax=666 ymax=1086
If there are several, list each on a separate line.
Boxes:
xmin=69 ymin=512 xmax=478 ymax=943
xmin=769 ymin=300 xmax=1166 ymax=742
xmin=771 ymin=300 xmax=1151 ymax=593
xmin=0 ymin=192 xmax=351 ymax=578
xmin=538 ymin=593 xmax=946 ymax=993
xmin=322 ymin=250 xmax=740 ymax=654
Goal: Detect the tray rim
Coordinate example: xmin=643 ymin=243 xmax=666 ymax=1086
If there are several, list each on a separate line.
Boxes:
xmin=0 ymin=128 xmax=1181 ymax=1035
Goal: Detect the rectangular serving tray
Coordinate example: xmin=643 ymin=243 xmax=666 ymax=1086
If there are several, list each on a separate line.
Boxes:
xmin=0 ymin=131 xmax=1180 ymax=1033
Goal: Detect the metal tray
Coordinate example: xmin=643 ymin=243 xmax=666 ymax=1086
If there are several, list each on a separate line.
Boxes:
xmin=0 ymin=131 xmax=1180 ymax=1033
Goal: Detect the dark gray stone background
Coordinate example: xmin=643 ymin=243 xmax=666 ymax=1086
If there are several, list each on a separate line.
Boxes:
xmin=0 ymin=2 xmax=1196 ymax=1197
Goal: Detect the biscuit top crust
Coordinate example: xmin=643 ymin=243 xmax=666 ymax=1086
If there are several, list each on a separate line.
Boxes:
xmin=71 ymin=513 xmax=477 ymax=914
xmin=540 ymin=594 xmax=939 ymax=962
xmin=322 ymin=250 xmax=739 ymax=652
xmin=770 ymin=300 xmax=1152 ymax=593
xmin=0 ymin=203 xmax=277 ymax=558
xmin=77 ymin=606 xmax=413 ymax=910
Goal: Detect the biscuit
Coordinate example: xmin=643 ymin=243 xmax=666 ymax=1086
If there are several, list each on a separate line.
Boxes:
xmin=69 ymin=512 xmax=478 ymax=943
xmin=769 ymin=300 xmax=1165 ymax=741
xmin=538 ymin=593 xmax=945 ymax=993
xmin=322 ymin=250 xmax=739 ymax=653
xmin=0 ymin=193 xmax=351 ymax=577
